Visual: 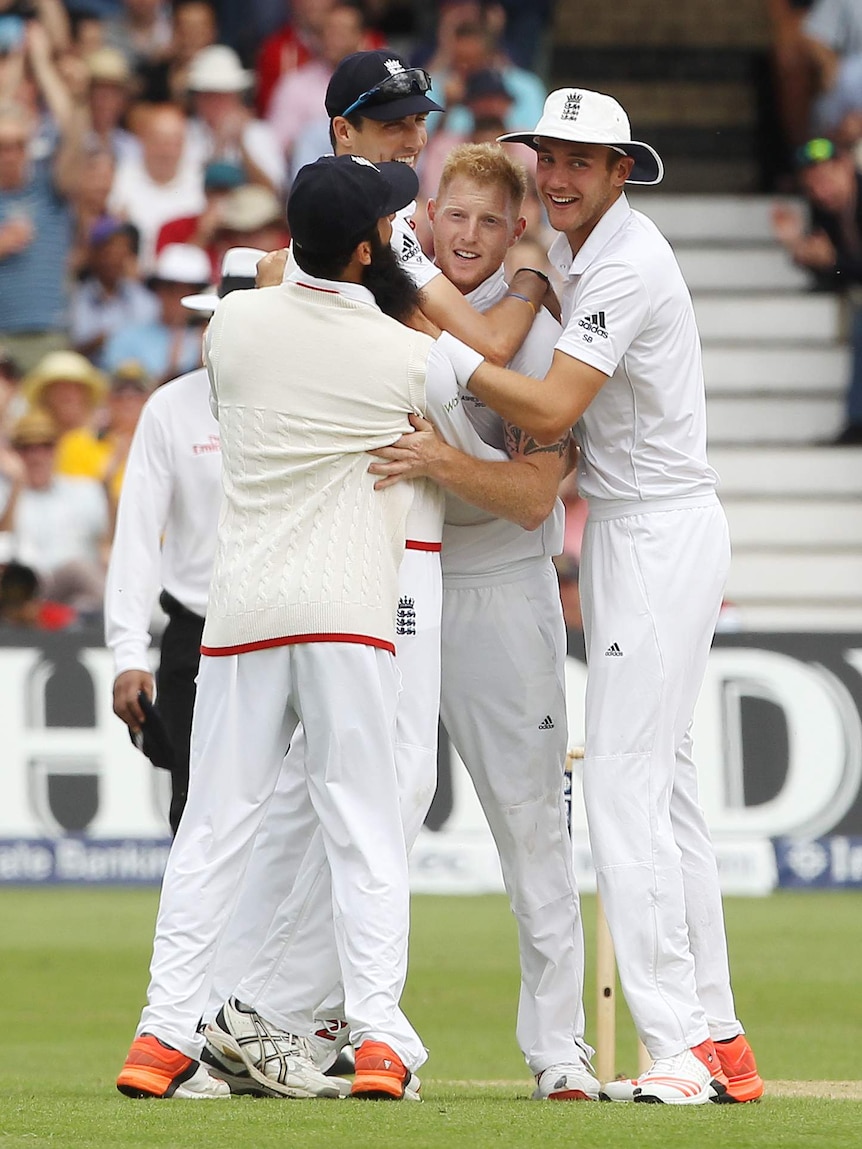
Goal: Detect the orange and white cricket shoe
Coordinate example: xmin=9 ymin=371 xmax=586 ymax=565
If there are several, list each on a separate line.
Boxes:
xmin=117 ymin=1033 xmax=230 ymax=1099
xmin=599 ymin=1076 xmax=638 ymax=1102
xmin=349 ymin=1040 xmax=421 ymax=1101
xmin=632 ymin=1039 xmax=728 ymax=1105
xmin=713 ymin=1034 xmax=764 ymax=1103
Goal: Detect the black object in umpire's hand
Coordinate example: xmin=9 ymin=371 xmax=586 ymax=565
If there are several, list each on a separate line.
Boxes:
xmin=128 ymin=691 xmax=177 ymax=774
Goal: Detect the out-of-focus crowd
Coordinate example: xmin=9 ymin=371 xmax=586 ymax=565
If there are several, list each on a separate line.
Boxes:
xmin=771 ymin=0 xmax=862 ymax=445
xmin=0 ymin=1 xmax=591 ymax=631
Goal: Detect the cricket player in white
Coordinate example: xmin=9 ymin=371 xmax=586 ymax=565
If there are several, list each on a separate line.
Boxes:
xmin=116 ymin=155 xmax=487 ymax=1102
xmin=201 ymin=275 xmax=573 ymax=1099
xmin=203 ymin=145 xmax=603 ymax=1103
xmin=198 ymin=57 xmax=560 ymax=1084
xmin=372 ymin=143 xmax=600 ymax=1098
xmin=439 ymin=90 xmax=764 ymax=1105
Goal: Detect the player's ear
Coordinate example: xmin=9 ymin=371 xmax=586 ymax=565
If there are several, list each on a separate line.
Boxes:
xmin=614 ymin=155 xmax=635 ymax=187
xmin=355 ymin=238 xmax=373 ymax=266
xmin=426 ymin=198 xmax=437 ymax=225
xmin=331 ymin=116 xmax=353 ymax=150
xmin=511 ymin=215 xmax=527 ymax=245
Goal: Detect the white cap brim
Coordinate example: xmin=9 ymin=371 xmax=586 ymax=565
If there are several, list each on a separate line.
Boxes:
xmin=181 ymin=290 xmax=219 ymax=315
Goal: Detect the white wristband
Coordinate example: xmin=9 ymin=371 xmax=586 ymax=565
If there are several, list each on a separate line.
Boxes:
xmin=436 ymin=330 xmax=484 ymax=388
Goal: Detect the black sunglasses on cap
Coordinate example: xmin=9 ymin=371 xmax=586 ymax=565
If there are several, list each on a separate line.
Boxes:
xmin=340 ymin=68 xmax=433 ymax=118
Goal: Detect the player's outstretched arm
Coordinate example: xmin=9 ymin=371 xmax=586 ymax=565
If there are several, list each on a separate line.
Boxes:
xmin=468 ymin=348 xmax=608 ymax=444
xmin=369 ymin=413 xmax=568 ymax=531
xmin=419 ymin=268 xmax=548 ymax=366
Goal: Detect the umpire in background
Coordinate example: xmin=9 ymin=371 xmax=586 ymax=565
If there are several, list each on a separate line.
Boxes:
xmin=105 ymin=248 xmax=263 ymax=835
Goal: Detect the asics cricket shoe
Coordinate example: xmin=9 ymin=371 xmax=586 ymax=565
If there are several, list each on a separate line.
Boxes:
xmin=116 ymin=1033 xmax=230 ymax=1099
xmin=713 ymin=1034 xmax=764 ymax=1102
xmin=532 ymin=1059 xmax=600 ymax=1101
xmin=633 ymin=1039 xmax=728 ymax=1105
xmin=350 ymin=1041 xmax=421 ymax=1101
xmin=307 ymin=1017 xmax=351 ymax=1074
xmin=199 ymin=1041 xmax=284 ymax=1097
xmin=204 ymin=997 xmax=349 ymax=1098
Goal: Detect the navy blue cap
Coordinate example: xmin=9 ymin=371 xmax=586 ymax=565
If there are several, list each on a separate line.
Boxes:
xmin=288 ymin=153 xmax=418 ymax=256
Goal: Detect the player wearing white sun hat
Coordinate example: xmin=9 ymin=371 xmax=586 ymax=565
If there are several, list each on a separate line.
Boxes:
xmin=428 ymin=88 xmax=764 ymax=1106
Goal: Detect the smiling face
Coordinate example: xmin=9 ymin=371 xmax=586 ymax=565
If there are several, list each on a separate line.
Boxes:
xmin=429 ymin=173 xmax=525 ymax=294
xmin=333 ymin=112 xmax=429 ymax=168
xmin=534 ymin=138 xmax=633 ymax=252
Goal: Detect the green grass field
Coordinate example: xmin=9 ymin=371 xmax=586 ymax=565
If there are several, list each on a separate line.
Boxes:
xmin=0 ymin=888 xmax=860 ymax=1148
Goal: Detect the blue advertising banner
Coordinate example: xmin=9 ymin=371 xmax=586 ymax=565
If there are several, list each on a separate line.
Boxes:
xmin=774 ymin=836 xmax=862 ymax=889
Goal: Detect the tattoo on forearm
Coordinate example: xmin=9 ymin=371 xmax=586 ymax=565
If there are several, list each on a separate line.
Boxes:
xmin=505 ymin=423 xmax=571 ymax=458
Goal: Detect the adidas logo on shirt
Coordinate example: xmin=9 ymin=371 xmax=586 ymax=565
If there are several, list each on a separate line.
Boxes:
xmin=401 ymin=232 xmax=421 ymax=262
xmin=578 ymin=311 xmax=609 ymax=338
xmin=605 ymin=642 xmax=623 ymax=657
xmin=538 ymin=715 xmax=555 ymax=730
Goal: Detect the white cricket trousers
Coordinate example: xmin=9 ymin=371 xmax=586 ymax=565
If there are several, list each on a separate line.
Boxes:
xmin=205 ymin=549 xmax=441 ymax=1065
xmin=579 ymin=494 xmax=743 ymax=1059
xmin=136 ymin=641 xmax=424 ymax=1068
xmin=440 ymin=561 xmax=590 ymax=1075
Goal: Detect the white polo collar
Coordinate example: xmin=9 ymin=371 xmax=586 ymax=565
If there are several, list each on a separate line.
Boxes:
xmin=285 ymin=268 xmax=380 ymax=310
xmin=464 ymin=265 xmax=507 ymax=310
xmin=548 ymin=193 xmax=632 ymax=280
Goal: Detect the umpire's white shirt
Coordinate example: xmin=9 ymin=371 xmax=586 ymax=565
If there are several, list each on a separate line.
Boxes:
xmin=104 ymin=368 xmax=222 ymax=676
xmin=550 ymin=194 xmax=718 ymax=503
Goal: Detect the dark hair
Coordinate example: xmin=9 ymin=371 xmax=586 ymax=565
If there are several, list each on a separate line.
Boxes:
xmin=360 ymin=227 xmax=421 ymax=323
xmin=292 ymin=222 xmax=378 ymax=279
xmin=328 ymin=109 xmax=364 ymax=151
xmin=0 ymin=561 xmax=39 ymax=610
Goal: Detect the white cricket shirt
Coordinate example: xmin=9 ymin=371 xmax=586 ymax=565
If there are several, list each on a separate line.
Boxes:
xmin=392 ymin=203 xmax=441 ymax=291
xmin=550 ymin=194 xmax=718 ymax=504
xmin=442 ymin=267 xmax=566 ymax=583
xmin=104 ymin=368 xmax=223 ymax=676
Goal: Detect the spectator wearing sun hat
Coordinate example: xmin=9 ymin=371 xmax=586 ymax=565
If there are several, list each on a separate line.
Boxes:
xmin=185 ymin=44 xmax=287 ymax=195
xmin=22 ymin=350 xmax=109 ymax=482
xmin=210 ymin=183 xmax=289 ymax=270
xmin=155 ymin=159 xmax=246 ymax=280
xmin=83 ymin=46 xmax=141 ymax=164
xmin=71 ymin=216 xmax=160 ymax=368
xmin=0 ymin=407 xmax=110 ymax=615
xmin=22 ymin=352 xmax=108 ymax=430
xmin=100 ymin=359 xmax=157 ymax=503
xmin=102 ymin=243 xmax=211 ymax=384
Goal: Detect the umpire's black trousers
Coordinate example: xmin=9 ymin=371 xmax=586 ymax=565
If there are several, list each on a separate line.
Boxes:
xmin=157 ymin=591 xmax=204 ymax=835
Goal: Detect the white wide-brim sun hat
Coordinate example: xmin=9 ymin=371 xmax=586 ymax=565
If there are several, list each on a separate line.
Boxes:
xmin=499 ymin=88 xmax=664 ymax=186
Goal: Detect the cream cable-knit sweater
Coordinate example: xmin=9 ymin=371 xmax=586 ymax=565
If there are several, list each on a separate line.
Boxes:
xmin=202 ymin=281 xmax=433 ymax=654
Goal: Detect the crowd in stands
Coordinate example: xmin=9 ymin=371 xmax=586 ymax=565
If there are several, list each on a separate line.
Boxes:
xmin=770 ymin=0 xmax=862 ymax=444
xmin=0 ymin=1 xmax=587 ymax=630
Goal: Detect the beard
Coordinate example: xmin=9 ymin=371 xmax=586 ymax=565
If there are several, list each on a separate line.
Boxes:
xmin=361 ymin=230 xmax=421 ymax=324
